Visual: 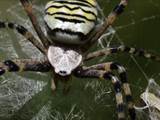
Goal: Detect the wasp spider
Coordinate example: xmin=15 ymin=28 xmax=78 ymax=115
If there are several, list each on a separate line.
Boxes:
xmin=0 ymin=0 xmax=160 ymax=119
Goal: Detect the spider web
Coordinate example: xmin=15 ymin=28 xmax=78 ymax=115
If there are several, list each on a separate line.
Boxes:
xmin=0 ymin=0 xmax=160 ymax=120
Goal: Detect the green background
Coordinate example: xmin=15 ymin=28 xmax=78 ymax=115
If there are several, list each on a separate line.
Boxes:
xmin=0 ymin=0 xmax=160 ymax=120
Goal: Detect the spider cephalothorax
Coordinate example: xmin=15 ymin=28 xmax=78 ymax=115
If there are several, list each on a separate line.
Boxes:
xmin=1 ymin=0 xmax=160 ymax=120
xmin=47 ymin=46 xmax=82 ymax=76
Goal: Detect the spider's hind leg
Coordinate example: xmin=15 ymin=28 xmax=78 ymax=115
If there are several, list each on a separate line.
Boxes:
xmin=0 ymin=21 xmax=46 ymax=54
xmin=83 ymin=0 xmax=128 ymax=51
xmin=19 ymin=0 xmax=50 ymax=48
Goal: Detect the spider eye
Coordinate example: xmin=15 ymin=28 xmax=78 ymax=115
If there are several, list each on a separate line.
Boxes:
xmin=59 ymin=71 xmax=67 ymax=75
xmin=54 ymin=67 xmax=71 ymax=76
xmin=57 ymin=70 xmax=68 ymax=76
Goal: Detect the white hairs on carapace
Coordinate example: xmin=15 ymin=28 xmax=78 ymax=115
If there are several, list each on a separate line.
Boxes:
xmin=47 ymin=46 xmax=82 ymax=76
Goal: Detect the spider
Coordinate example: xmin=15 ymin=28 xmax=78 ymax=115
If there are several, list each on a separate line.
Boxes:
xmin=0 ymin=0 xmax=160 ymax=120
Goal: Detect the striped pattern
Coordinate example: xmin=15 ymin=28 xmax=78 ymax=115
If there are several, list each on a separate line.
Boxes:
xmin=118 ymin=46 xmax=160 ymax=61
xmin=103 ymin=72 xmax=125 ymax=120
xmin=74 ymin=69 xmax=126 ymax=120
xmin=0 ymin=60 xmax=51 ymax=76
xmin=85 ymin=45 xmax=160 ymax=62
xmin=110 ymin=62 xmax=136 ymax=120
xmin=79 ymin=62 xmax=136 ymax=120
xmin=0 ymin=21 xmax=27 ymax=35
xmin=44 ymin=0 xmax=98 ymax=44
xmin=0 ymin=21 xmax=46 ymax=53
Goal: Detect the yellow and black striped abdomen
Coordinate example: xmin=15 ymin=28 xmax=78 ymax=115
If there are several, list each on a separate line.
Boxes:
xmin=44 ymin=0 xmax=98 ymax=44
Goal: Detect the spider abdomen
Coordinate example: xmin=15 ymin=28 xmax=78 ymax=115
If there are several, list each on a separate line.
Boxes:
xmin=44 ymin=0 xmax=98 ymax=44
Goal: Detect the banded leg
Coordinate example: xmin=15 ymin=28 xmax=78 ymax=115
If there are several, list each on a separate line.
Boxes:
xmin=85 ymin=45 xmax=160 ymax=62
xmin=83 ymin=0 xmax=128 ymax=50
xmin=0 ymin=21 xmax=46 ymax=54
xmin=0 ymin=59 xmax=51 ymax=75
xmin=74 ymin=69 xmax=125 ymax=120
xmin=83 ymin=62 xmax=136 ymax=120
xmin=20 ymin=0 xmax=50 ymax=48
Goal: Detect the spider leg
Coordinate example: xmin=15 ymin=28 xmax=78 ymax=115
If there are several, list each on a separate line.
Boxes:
xmin=82 ymin=62 xmax=136 ymax=120
xmin=85 ymin=45 xmax=160 ymax=62
xmin=74 ymin=68 xmax=126 ymax=120
xmin=0 ymin=59 xmax=51 ymax=76
xmin=0 ymin=21 xmax=46 ymax=54
xmin=19 ymin=0 xmax=50 ymax=48
xmin=83 ymin=0 xmax=128 ymax=50
xmin=51 ymin=78 xmax=56 ymax=91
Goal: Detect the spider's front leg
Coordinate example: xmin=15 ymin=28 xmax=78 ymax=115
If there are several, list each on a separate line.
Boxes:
xmin=0 ymin=59 xmax=51 ymax=76
xmin=82 ymin=62 xmax=136 ymax=120
xmin=74 ymin=68 xmax=126 ymax=120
